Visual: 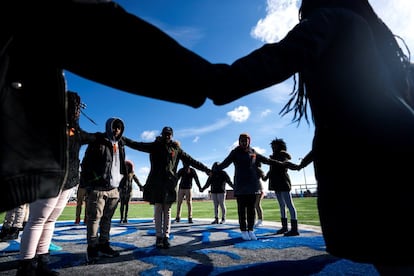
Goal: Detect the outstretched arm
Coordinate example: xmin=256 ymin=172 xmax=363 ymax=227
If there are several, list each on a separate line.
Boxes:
xmin=132 ymin=174 xmax=143 ymax=191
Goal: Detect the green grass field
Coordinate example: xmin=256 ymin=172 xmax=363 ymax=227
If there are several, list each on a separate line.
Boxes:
xmin=57 ymin=197 xmax=320 ymax=226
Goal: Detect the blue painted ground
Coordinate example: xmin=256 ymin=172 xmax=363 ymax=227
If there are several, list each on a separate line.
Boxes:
xmin=0 ymin=219 xmax=379 ymax=275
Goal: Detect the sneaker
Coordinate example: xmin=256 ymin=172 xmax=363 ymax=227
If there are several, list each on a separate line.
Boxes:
xmin=248 ymin=231 xmax=257 ymax=240
xmin=155 ymin=237 xmax=163 ymax=249
xmin=98 ymin=242 xmax=120 ymax=257
xmin=175 ymin=217 xmax=180 ymax=223
xmin=188 ymin=218 xmax=193 ymax=224
xmin=220 ymin=219 xmax=225 ymax=224
xmin=241 ymin=231 xmax=251 ymax=241
xmin=211 ymin=218 xmax=219 ymax=224
xmin=162 ymin=237 xmax=170 ymax=249
xmin=123 ymin=219 xmax=128 ymax=224
xmin=86 ymin=245 xmax=99 ymax=264
xmin=254 ymin=219 xmax=263 ymax=227
xmin=74 ymin=217 xmax=80 ymax=225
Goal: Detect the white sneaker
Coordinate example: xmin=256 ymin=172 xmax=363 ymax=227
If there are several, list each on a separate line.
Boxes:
xmin=254 ymin=219 xmax=263 ymax=227
xmin=248 ymin=231 xmax=257 ymax=240
xmin=241 ymin=231 xmax=251 ymax=241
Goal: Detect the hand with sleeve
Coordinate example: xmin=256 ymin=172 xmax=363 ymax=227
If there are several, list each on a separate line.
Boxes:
xmin=284 ymin=161 xmax=301 ymax=170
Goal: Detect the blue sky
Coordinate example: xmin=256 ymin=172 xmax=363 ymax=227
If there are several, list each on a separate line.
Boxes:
xmin=66 ymin=0 xmax=414 ymax=196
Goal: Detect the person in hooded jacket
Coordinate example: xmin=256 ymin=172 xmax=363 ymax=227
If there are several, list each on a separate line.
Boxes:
xmin=213 ymin=133 xmax=298 ymax=241
xmin=80 ymin=117 xmax=126 ymax=264
xmin=263 ymin=138 xmax=299 ymax=237
xmin=17 ymin=91 xmax=99 ymax=275
xmin=124 ymin=126 xmax=211 ymax=249
xmin=208 ymin=0 xmax=414 ymax=273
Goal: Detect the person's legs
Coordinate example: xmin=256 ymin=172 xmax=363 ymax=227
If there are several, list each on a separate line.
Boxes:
xmin=254 ymin=193 xmax=263 ymax=227
xmin=98 ymin=188 xmax=119 ymax=243
xmin=175 ymin=189 xmax=185 ymax=222
xmin=284 ymin=192 xmax=297 ymax=220
xmin=36 ymin=188 xmax=72 ymax=255
xmin=0 ymin=207 xmax=19 ymax=241
xmin=275 ymin=192 xmax=288 ymax=234
xmin=211 ymin=193 xmax=219 ymax=224
xmin=246 ymin=195 xmax=256 ymax=232
xmin=86 ymin=189 xmax=106 ymax=263
xmin=13 ymin=204 xmax=27 ymax=231
xmin=236 ymin=196 xmax=247 ymax=231
xmin=246 ymin=194 xmax=258 ymax=240
xmin=154 ymin=203 xmax=163 ymax=247
xmin=119 ymin=198 xmax=125 ymax=223
xmin=36 ymin=188 xmax=72 ymax=275
xmin=75 ymin=187 xmax=86 ymax=224
xmin=98 ymin=188 xmax=120 ymax=257
xmin=162 ymin=203 xmax=172 ymax=248
xmin=282 ymin=192 xmax=299 ymax=236
xmin=124 ymin=195 xmax=130 ymax=223
xmin=185 ymin=189 xmax=193 ymax=223
xmin=20 ymin=195 xmax=61 ymax=260
xmin=217 ymin=193 xmax=226 ymax=223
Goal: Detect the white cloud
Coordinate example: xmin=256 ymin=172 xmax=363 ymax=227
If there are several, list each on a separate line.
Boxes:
xmin=260 ymin=109 xmax=272 ymax=118
xmin=141 ymin=130 xmax=158 ymax=141
xmin=254 ymin=0 xmax=414 ymax=60
xmin=371 ymin=0 xmax=414 ymax=60
xmin=251 ymin=0 xmax=299 ymax=43
xmin=253 ymin=146 xmax=267 ymax=155
xmin=227 ymin=106 xmax=251 ymax=122
xmin=176 ymin=118 xmax=231 ymax=137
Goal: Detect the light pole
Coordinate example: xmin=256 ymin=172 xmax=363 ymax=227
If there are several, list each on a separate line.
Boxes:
xmin=298 ymin=158 xmax=307 ymax=191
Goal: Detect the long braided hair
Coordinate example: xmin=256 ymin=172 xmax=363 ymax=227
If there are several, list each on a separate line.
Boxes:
xmin=280 ymin=0 xmax=413 ymax=123
xmin=67 ymin=91 xmax=81 ymax=130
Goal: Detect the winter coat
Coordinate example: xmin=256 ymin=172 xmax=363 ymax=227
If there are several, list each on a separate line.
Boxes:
xmin=215 ymin=146 xmax=284 ymax=196
xmin=119 ymin=173 xmax=141 ymax=201
xmin=65 ymin=126 xmax=100 ymax=191
xmin=0 ymin=0 xmax=220 ymax=212
xmin=265 ymin=151 xmax=292 ymax=192
xmin=80 ymin=118 xmax=127 ymax=191
xmin=212 ymin=6 xmax=414 ymax=265
xmin=204 ymin=170 xmax=233 ymax=194
xmin=124 ymin=137 xmax=210 ymax=205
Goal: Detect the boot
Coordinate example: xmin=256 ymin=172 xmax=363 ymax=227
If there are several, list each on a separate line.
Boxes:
xmin=276 ymin=218 xmax=288 ymax=235
xmin=16 ymin=258 xmax=37 ymax=276
xmin=0 ymin=226 xmax=11 ymax=241
xmin=6 ymin=227 xmax=20 ymax=240
xmin=284 ymin=219 xmax=300 ymax=236
xmin=37 ymin=253 xmax=59 ymax=275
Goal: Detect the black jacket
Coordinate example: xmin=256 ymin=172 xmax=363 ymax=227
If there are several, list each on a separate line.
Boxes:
xmin=125 ymin=137 xmax=210 ymax=205
xmin=216 ymin=146 xmax=283 ymax=196
xmin=0 ymin=0 xmax=220 ymax=211
xmin=264 ymin=151 xmax=292 ymax=192
xmin=211 ymin=6 xmax=414 ymax=265
xmin=80 ymin=118 xmax=127 ymax=191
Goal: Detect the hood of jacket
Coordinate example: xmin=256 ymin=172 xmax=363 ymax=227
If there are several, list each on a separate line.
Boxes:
xmin=105 ymin=117 xmax=125 ymax=141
